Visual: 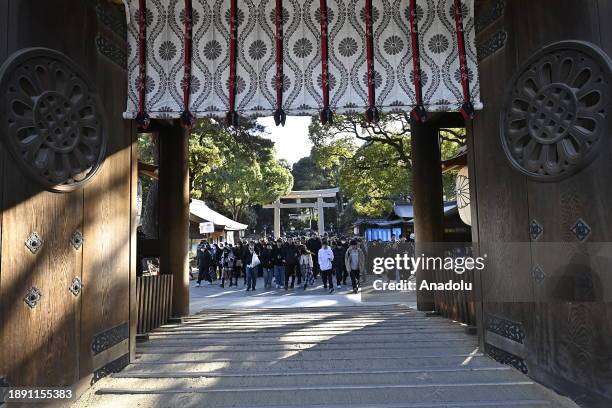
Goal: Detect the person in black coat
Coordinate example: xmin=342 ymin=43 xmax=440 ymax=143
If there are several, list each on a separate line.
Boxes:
xmin=255 ymin=239 xmax=265 ymax=278
xmin=243 ymin=244 xmax=259 ymax=291
xmin=196 ymin=243 xmax=213 ymax=286
xmin=233 ymin=242 xmax=244 ymax=287
xmin=259 ymin=242 xmax=274 ymax=289
xmin=283 ymin=239 xmax=300 ymax=289
xmin=214 ymin=243 xmax=223 ymax=280
xmin=333 ymin=240 xmax=347 ymax=288
xmin=306 ymin=235 xmax=322 ymax=278
xmin=271 ymin=240 xmax=286 ymax=288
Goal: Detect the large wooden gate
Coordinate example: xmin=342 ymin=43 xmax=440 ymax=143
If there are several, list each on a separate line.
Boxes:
xmin=470 ymin=0 xmax=612 ymax=405
xmin=0 ymin=0 xmax=137 ymax=392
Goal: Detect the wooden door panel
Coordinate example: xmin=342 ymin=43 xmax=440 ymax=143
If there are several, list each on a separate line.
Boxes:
xmin=0 ymin=0 xmax=7 ymax=384
xmin=79 ymin=14 xmax=133 ymax=377
xmin=472 ymin=0 xmax=534 ymax=370
xmin=473 ymin=0 xmax=612 ymax=403
xmin=0 ymin=158 xmax=83 ymax=386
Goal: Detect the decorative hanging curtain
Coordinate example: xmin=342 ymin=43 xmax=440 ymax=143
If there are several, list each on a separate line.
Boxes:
xmin=123 ymin=0 xmax=482 ymax=122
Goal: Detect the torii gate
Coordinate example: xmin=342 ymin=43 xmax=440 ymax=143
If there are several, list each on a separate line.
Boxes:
xmin=263 ymin=188 xmax=339 ymax=238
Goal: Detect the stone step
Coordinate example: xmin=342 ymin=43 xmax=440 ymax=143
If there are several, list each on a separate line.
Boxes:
xmin=142 ymin=335 xmax=476 ymax=346
xmin=179 ymin=314 xmax=426 ymax=322
xmin=73 ymin=304 xmax=572 ymax=408
xmin=152 ymin=328 xmax=466 ymax=337
xmin=80 ymin=394 xmax=551 ymax=408
xmin=159 ymin=325 xmax=454 ymax=333
xmin=155 ymin=317 xmax=462 ymax=329
xmin=165 ymin=324 xmax=452 ymax=331
xmin=175 ymin=312 xmax=436 ymax=318
xmin=112 ymin=366 xmax=521 ymax=388
xmin=95 ymin=382 xmax=547 ymax=407
xmin=148 ymin=329 xmax=474 ymax=338
xmin=125 ymin=354 xmax=497 ymax=372
xmin=191 ymin=306 xmax=413 ymax=313
xmin=136 ymin=343 xmax=480 ymax=356
xmin=139 ymin=334 xmax=471 ymax=348
xmin=170 ymin=317 xmax=436 ymax=324
xmin=183 ymin=311 xmax=421 ymax=318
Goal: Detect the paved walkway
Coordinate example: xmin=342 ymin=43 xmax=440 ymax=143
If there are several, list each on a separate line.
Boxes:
xmin=74 ymin=300 xmax=578 ymax=408
xmin=189 ymin=275 xmax=416 ymax=312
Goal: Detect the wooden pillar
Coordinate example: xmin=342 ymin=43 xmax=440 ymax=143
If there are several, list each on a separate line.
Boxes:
xmin=158 ymin=122 xmax=190 ymax=317
xmin=273 ymin=200 xmax=281 ymax=238
xmin=317 ymin=197 xmax=325 ymax=236
xmin=411 ymin=120 xmax=444 ymax=311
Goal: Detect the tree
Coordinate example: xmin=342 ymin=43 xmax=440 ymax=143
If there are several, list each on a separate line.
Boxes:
xmin=290 ymin=155 xmax=333 ymax=191
xmin=340 ymin=142 xmax=411 ymax=217
xmin=189 ymin=118 xmax=293 ymax=223
xmin=308 ymin=114 xmax=466 ymax=216
xmin=137 ymin=133 xmax=159 ymax=238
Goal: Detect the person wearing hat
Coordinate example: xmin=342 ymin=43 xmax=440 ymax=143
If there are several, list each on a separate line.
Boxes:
xmin=345 ymin=239 xmax=365 ymax=294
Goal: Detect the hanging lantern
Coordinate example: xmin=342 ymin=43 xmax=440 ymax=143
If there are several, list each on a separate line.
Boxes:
xmin=456 ymin=166 xmax=471 ymax=226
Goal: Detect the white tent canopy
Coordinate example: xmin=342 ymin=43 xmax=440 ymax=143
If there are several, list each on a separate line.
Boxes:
xmin=190 ymin=199 xmax=247 ymax=231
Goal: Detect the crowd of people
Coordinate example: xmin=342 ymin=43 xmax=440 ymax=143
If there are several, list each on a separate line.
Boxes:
xmin=194 ymin=235 xmax=367 ymax=294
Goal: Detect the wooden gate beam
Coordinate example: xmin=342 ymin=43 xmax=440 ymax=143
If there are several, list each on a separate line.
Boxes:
xmin=158 ymin=122 xmax=190 ymax=317
xmin=411 ymin=120 xmax=444 ymax=311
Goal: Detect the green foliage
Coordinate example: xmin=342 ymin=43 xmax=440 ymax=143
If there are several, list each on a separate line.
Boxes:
xmin=311 ymin=137 xmax=355 ymax=170
xmin=439 ymin=128 xmax=466 ymax=201
xmin=339 ymin=143 xmax=411 ymax=217
xmin=291 ymin=155 xmax=333 ymax=191
xmin=189 ymin=119 xmax=293 ymax=222
xmin=308 ymin=116 xmax=467 ymax=218
xmin=189 ymin=135 xmax=222 ymax=199
xmin=137 ymin=134 xmax=157 ymax=164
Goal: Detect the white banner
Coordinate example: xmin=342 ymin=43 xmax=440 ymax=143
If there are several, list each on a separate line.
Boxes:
xmin=199 ymin=221 xmax=215 ymax=233
xmin=124 ymin=0 xmax=481 ymax=119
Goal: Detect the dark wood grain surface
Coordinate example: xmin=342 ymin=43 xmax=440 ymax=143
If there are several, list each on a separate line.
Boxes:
xmin=471 ymin=0 xmax=612 ymax=405
xmin=0 ymin=0 xmax=135 ymax=391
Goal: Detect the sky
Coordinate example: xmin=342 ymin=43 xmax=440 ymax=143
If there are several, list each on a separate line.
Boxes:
xmin=257 ymin=116 xmax=313 ymax=165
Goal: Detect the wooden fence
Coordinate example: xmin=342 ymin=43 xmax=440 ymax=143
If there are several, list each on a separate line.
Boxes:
xmin=432 ymin=246 xmax=476 ymax=326
xmin=136 ymin=274 xmax=173 ymax=334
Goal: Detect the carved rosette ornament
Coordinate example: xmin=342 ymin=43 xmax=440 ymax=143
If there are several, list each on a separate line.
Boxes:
xmin=0 ymin=48 xmax=107 ymax=192
xmin=501 ymin=41 xmax=612 ymax=181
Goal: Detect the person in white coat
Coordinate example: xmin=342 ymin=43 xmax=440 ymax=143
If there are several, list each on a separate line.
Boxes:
xmin=318 ymin=240 xmax=335 ymax=293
